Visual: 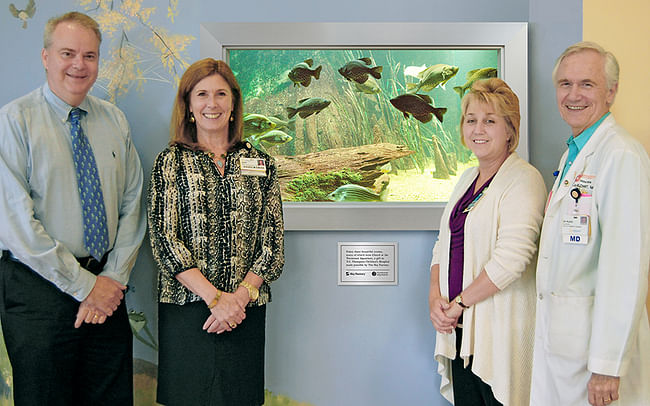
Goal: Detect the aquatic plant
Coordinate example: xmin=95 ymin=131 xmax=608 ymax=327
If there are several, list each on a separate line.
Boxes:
xmin=286 ymin=169 xmax=363 ymax=202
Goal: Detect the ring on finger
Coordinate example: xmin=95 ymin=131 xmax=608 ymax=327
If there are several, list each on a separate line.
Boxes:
xmin=93 ymin=314 xmax=99 ymax=319
xmin=229 ymin=322 xmax=237 ymax=328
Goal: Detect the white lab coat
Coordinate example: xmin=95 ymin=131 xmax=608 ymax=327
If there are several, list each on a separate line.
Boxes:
xmin=531 ymin=114 xmax=650 ymax=406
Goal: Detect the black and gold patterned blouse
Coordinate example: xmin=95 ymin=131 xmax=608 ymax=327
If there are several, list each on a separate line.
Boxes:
xmin=147 ymin=142 xmax=284 ymax=306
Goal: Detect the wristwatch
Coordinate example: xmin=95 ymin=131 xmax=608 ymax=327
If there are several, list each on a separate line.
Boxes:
xmin=240 ymin=281 xmax=259 ymax=301
xmin=455 ymin=294 xmax=470 ymax=309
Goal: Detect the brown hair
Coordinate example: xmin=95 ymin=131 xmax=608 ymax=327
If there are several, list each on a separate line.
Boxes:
xmin=460 ymin=78 xmax=520 ymax=154
xmin=44 ymin=11 xmax=101 ymax=49
xmin=170 ymin=58 xmax=244 ymax=146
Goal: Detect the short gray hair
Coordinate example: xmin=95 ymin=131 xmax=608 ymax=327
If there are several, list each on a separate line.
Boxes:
xmin=551 ymin=41 xmax=619 ymax=90
xmin=43 ymin=11 xmax=101 ymax=49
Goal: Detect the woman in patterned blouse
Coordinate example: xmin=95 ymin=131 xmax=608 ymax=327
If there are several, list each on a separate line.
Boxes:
xmin=148 ymin=58 xmax=285 ymax=406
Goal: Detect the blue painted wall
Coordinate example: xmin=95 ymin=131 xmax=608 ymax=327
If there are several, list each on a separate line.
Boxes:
xmin=0 ymin=0 xmax=581 ymax=405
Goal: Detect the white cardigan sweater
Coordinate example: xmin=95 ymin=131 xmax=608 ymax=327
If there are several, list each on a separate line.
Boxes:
xmin=431 ymin=153 xmax=547 ymax=406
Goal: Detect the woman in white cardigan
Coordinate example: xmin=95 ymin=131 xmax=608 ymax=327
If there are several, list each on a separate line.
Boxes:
xmin=429 ymin=78 xmax=547 ymax=406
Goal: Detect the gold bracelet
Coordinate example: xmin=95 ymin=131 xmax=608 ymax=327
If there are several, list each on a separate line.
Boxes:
xmin=239 ymin=281 xmax=259 ymax=301
xmin=207 ymin=290 xmax=222 ymax=309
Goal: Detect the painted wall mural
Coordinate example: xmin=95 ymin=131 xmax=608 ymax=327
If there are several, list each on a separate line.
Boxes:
xmin=78 ymin=0 xmax=194 ymax=102
xmin=8 ymin=0 xmax=36 ymax=29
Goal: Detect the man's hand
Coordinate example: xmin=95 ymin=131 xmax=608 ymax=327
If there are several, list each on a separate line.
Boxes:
xmin=587 ymin=373 xmax=620 ymax=406
xmin=74 ymin=276 xmax=126 ymax=328
xmin=74 ymin=301 xmax=107 ymax=328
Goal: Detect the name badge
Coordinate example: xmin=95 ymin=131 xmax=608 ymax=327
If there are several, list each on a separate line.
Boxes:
xmin=240 ymin=157 xmax=267 ymax=176
xmin=562 ymin=215 xmax=590 ymax=245
xmin=573 ymin=174 xmax=595 ymax=193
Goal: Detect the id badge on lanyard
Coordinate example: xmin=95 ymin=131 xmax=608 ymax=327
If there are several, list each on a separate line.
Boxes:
xmin=561 ymin=174 xmax=595 ymax=245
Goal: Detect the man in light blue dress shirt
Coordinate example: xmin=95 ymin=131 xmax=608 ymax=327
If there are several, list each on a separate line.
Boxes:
xmin=0 ymin=11 xmax=145 ymax=405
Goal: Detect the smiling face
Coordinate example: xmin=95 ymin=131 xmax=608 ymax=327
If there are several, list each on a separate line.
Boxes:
xmin=189 ymin=73 xmax=234 ymax=141
xmin=555 ymin=50 xmax=617 ymax=136
xmin=41 ymin=21 xmax=99 ymax=107
xmin=462 ymin=101 xmax=511 ymax=167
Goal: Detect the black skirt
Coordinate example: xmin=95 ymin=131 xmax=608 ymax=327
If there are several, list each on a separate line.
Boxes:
xmin=157 ymin=301 xmax=266 ymax=406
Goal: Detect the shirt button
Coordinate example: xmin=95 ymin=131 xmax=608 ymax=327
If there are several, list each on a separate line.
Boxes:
xmin=538 ymin=293 xmax=543 ymax=300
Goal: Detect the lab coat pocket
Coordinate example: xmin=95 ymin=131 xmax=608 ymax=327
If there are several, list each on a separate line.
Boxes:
xmin=545 ymin=294 xmax=594 ymax=360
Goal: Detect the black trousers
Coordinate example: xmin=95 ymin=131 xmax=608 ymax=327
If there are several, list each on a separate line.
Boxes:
xmin=157 ymin=302 xmax=266 ymax=406
xmin=451 ymin=327 xmax=503 ymax=406
xmin=0 ymin=251 xmax=133 ymax=406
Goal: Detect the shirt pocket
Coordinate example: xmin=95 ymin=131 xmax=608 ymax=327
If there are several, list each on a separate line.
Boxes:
xmin=545 ymin=293 xmax=594 ymax=360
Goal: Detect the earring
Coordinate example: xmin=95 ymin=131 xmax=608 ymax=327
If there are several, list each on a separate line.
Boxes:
xmin=189 ymin=113 xmax=195 ymax=123
xmin=230 ymin=114 xmax=234 ymax=122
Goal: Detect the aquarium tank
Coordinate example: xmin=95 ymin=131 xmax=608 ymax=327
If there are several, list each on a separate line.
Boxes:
xmin=229 ymin=48 xmax=498 ymax=203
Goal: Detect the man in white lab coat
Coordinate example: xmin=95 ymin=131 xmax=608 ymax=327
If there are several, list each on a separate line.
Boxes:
xmin=530 ymin=42 xmax=650 ymax=406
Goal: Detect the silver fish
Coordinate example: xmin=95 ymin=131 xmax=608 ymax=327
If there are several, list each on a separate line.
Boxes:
xmin=252 ymin=130 xmax=293 ymax=146
xmin=406 ymin=64 xmax=459 ymax=93
xmin=327 ymin=183 xmax=386 ymax=202
xmin=453 ymin=67 xmax=498 ymax=98
xmin=353 ymin=76 xmax=382 ymax=94
xmin=243 ymin=113 xmax=277 ymax=138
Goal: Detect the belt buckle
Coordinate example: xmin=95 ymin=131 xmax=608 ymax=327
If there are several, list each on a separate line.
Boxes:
xmin=80 ymin=257 xmax=94 ymax=269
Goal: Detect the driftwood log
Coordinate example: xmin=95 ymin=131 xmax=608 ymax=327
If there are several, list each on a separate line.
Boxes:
xmin=274 ymin=142 xmax=414 ymax=195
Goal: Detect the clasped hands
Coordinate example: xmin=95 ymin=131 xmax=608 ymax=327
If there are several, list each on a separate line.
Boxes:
xmin=203 ymin=288 xmax=249 ymax=334
xmin=74 ymin=275 xmax=126 ymax=328
xmin=429 ymin=296 xmax=463 ymax=334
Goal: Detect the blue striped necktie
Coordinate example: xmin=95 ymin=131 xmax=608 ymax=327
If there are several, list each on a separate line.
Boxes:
xmin=69 ymin=108 xmax=109 ymax=260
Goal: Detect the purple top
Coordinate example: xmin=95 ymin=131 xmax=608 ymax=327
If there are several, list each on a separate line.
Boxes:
xmin=448 ymin=174 xmax=494 ymax=300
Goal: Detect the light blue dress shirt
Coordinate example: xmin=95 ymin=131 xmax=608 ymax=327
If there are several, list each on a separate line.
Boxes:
xmin=0 ymin=83 xmax=146 ymax=301
xmin=560 ymin=112 xmax=610 ymax=182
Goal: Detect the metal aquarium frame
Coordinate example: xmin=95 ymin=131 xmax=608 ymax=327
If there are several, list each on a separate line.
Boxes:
xmin=199 ymin=22 xmax=528 ymax=230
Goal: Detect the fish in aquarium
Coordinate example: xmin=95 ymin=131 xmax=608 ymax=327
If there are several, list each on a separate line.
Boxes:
xmin=286 ymin=97 xmax=331 ymax=119
xmin=454 ymin=67 xmax=498 ymax=98
xmin=327 ymin=182 xmax=388 ymax=202
xmin=250 ymin=129 xmax=293 ymax=146
xmin=378 ymin=162 xmax=395 ymax=174
xmin=338 ymin=57 xmax=383 ymax=84
xmin=243 ymin=113 xmax=277 ymax=138
xmin=404 ymin=64 xmax=426 ymax=78
xmin=268 ymin=115 xmax=296 ymax=132
xmin=406 ymin=64 xmax=459 ymax=93
xmin=352 ymin=76 xmax=382 ymax=94
xmin=390 ymin=93 xmax=447 ymax=124
xmin=288 ymin=58 xmax=322 ymax=87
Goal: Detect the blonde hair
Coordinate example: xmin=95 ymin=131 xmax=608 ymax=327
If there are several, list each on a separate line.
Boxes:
xmin=170 ymin=58 xmax=243 ymax=146
xmin=460 ymin=78 xmax=520 ymax=154
xmin=552 ymin=41 xmax=619 ymax=90
xmin=44 ymin=11 xmax=101 ymax=49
